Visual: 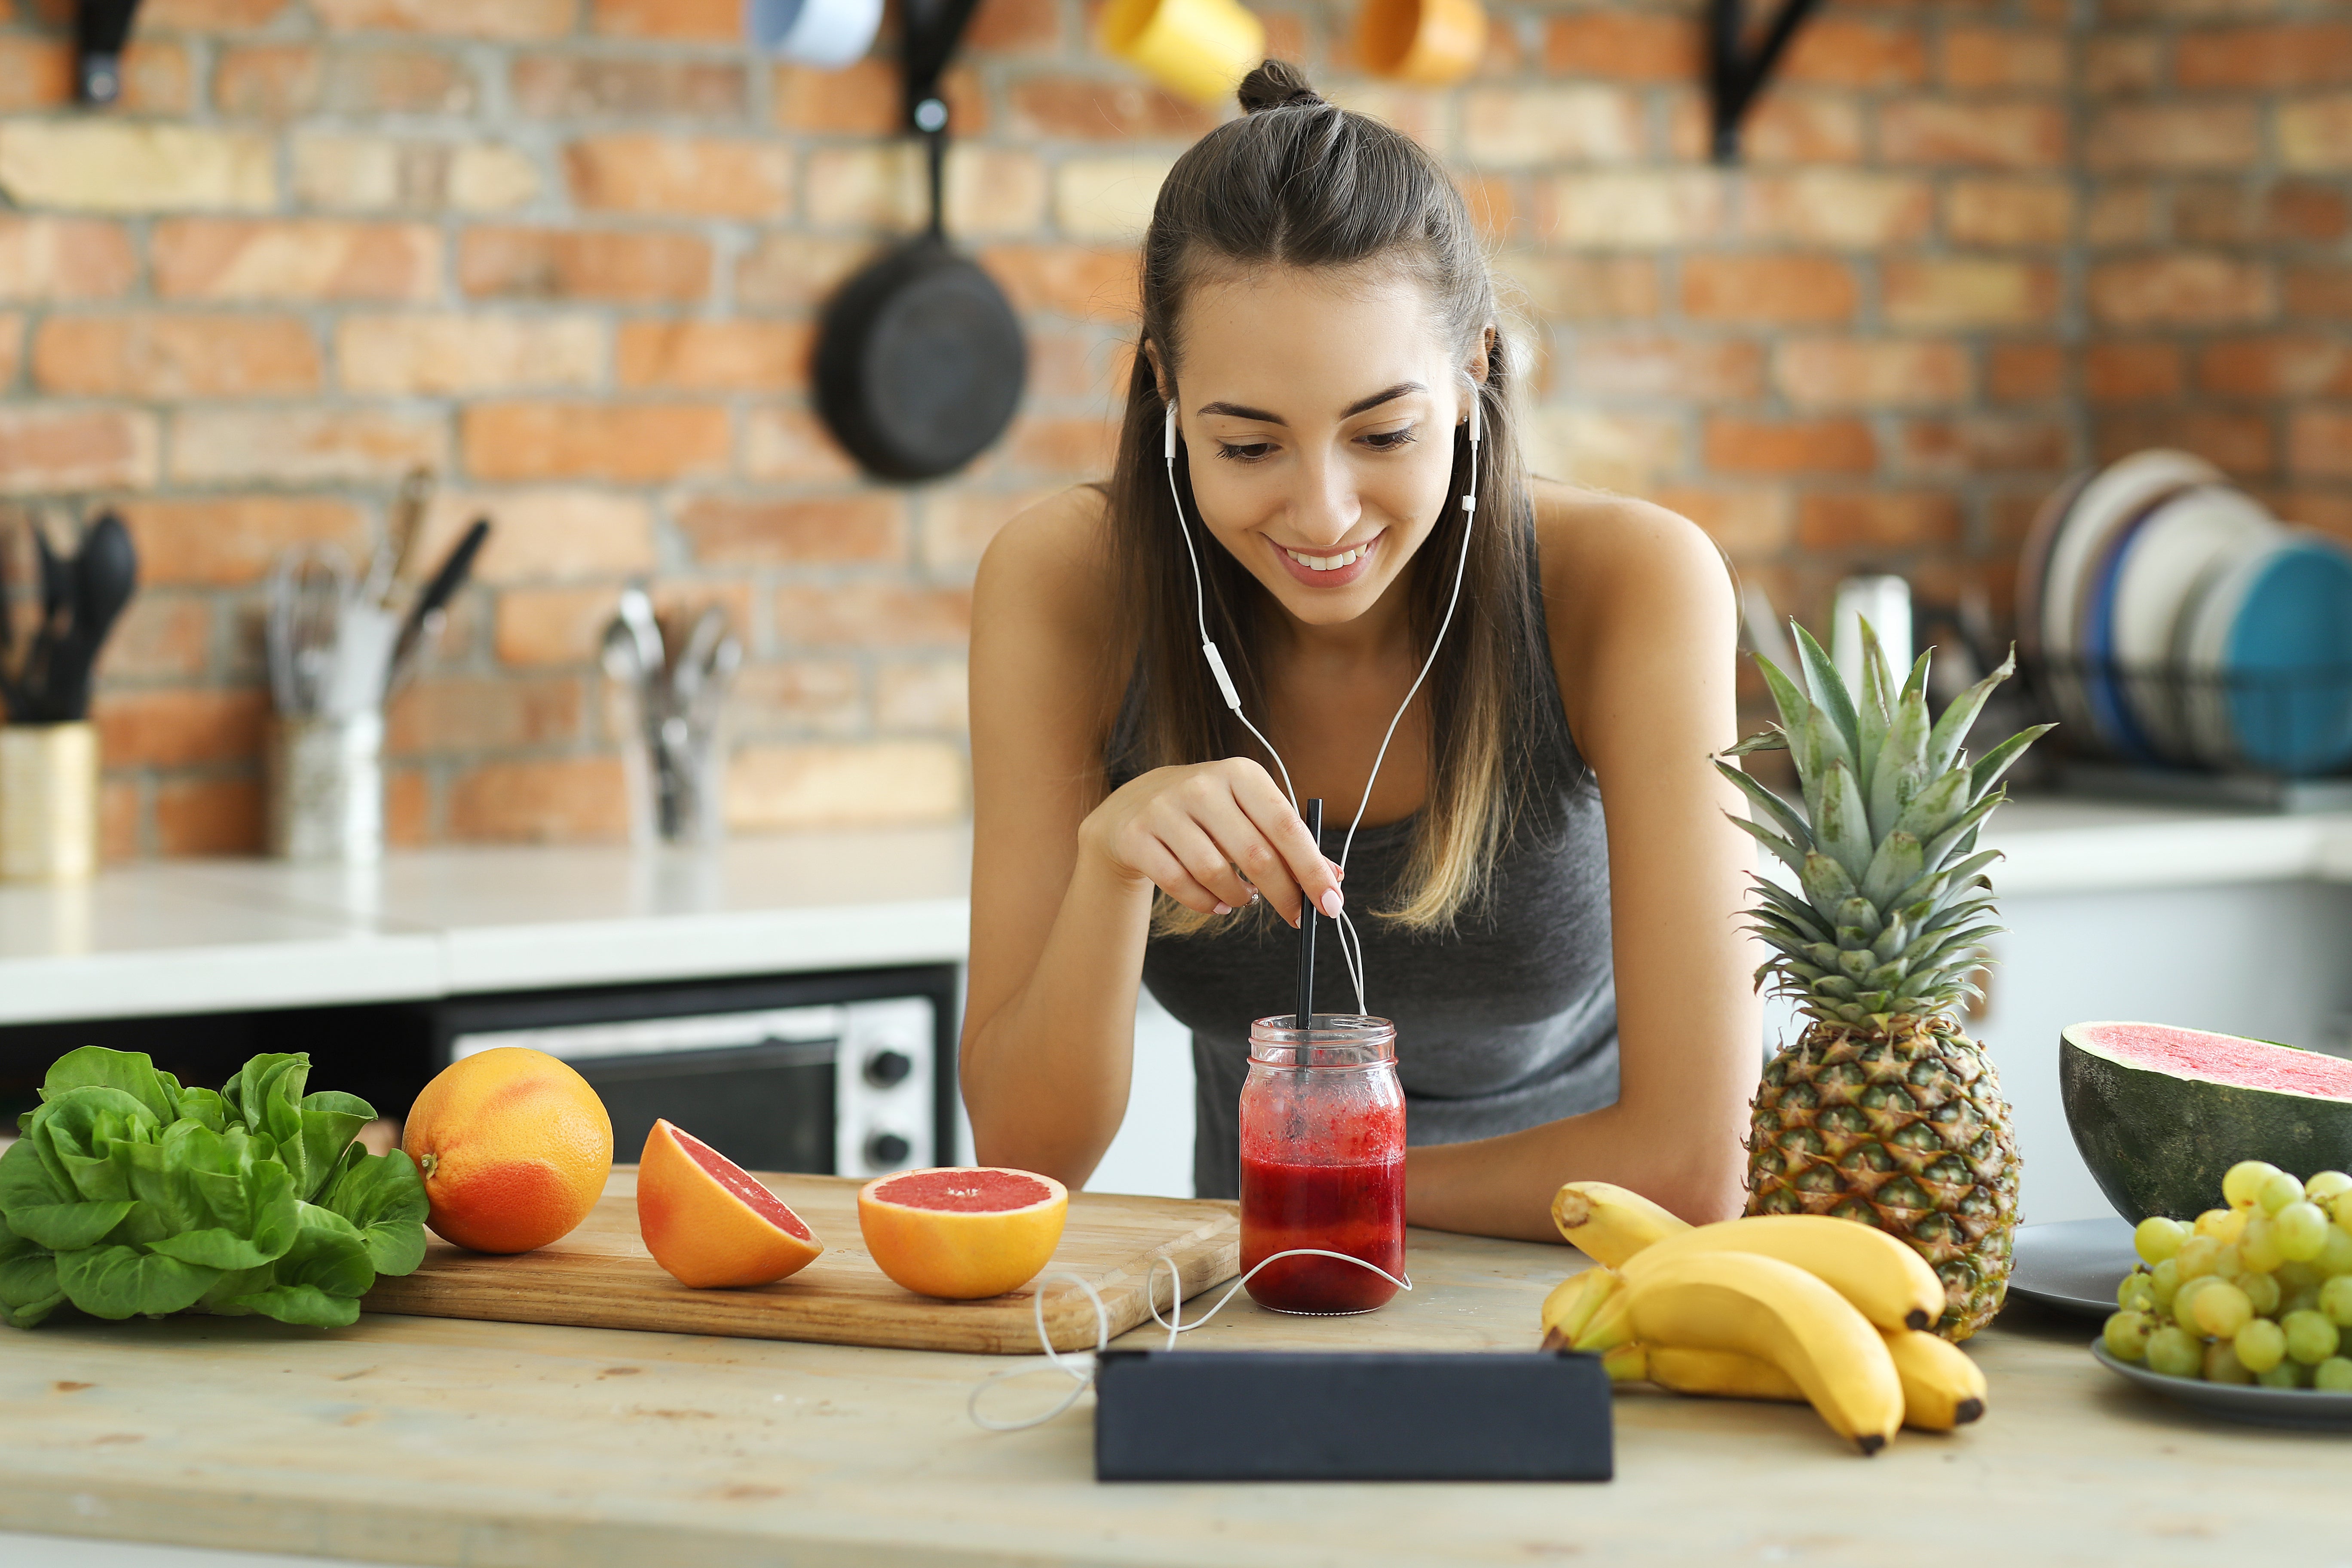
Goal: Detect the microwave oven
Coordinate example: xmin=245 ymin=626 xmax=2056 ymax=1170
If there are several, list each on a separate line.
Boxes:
xmin=430 ymin=964 xmax=959 ymax=1179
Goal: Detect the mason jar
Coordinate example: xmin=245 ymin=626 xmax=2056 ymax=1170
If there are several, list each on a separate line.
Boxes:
xmin=1238 ymin=1014 xmax=1407 ymax=1314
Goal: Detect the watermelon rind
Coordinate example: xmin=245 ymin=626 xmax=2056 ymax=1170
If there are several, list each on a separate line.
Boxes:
xmin=2061 ymin=1020 xmax=2352 ymax=1222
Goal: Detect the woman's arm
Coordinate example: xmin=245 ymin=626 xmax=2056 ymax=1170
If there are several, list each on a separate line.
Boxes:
xmin=1403 ymin=489 xmax=1761 ymax=1239
xmin=961 ymin=489 xmax=1339 ymax=1187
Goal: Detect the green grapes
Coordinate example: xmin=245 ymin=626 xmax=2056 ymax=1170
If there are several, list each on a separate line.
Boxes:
xmin=2149 ymin=1257 xmax=2181 ymax=1311
xmin=2193 ymin=1279 xmax=2254 ymax=1338
xmin=2278 ymin=1259 xmax=2323 ymax=1292
xmin=2104 ymin=1309 xmax=2154 ymax=1362
xmin=2146 ymin=1325 xmax=2202 ymax=1378
xmin=2134 ymin=1215 xmax=2187 ymax=1265
xmin=2239 ymin=1215 xmax=2286 ymax=1273
xmin=2318 ymin=1227 xmax=2352 ymax=1278
xmin=2176 ymin=1234 xmax=2225 ymax=1280
xmin=2321 ymin=1274 xmax=2352 ymax=1327
xmin=2173 ymin=1274 xmax=2219 ymax=1329
xmin=2117 ymin=1271 xmax=2157 ymax=1313
xmin=2257 ymin=1359 xmax=2309 ymax=1389
xmin=2277 ymin=1201 xmax=2331 ymax=1262
xmin=2305 ymin=1170 xmax=2352 ymax=1206
xmin=2238 ymin=1271 xmax=2282 ymax=1317
xmin=2316 ymin=1357 xmax=2352 ymax=1393
xmin=2194 ymin=1207 xmax=2246 ymax=1244
xmin=2258 ymin=1170 xmax=2306 ymax=1215
xmin=2334 ymin=1191 xmax=2352 ymax=1234
xmin=2283 ymin=1284 xmax=2321 ymax=1318
xmin=2233 ymin=1315 xmax=2287 ymax=1373
xmin=2283 ymin=1308 xmax=2341 ymax=1365
xmin=2203 ymin=1339 xmax=2257 ymax=1384
xmin=2225 ymin=1160 xmax=2281 ymax=1210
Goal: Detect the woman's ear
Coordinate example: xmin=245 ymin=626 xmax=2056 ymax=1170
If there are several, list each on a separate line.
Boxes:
xmin=1142 ymin=339 xmax=1172 ymax=406
xmin=1461 ymin=326 xmax=1496 ymax=411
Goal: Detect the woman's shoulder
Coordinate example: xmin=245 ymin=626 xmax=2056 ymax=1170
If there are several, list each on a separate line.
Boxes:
xmin=1529 ymin=480 xmax=1729 ymax=612
xmin=1526 ymin=479 xmax=1737 ymax=704
xmin=974 ymin=484 xmax=1118 ymax=625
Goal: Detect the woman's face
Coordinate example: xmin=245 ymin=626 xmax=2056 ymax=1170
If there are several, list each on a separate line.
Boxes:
xmin=1163 ymin=267 xmax=1477 ymax=633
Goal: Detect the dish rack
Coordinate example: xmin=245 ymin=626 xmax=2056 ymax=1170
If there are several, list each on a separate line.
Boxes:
xmin=2024 ymin=653 xmax=2352 ymax=813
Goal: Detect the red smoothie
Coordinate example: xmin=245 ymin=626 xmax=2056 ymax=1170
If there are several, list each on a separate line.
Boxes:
xmin=1239 ymin=1152 xmax=1406 ymax=1313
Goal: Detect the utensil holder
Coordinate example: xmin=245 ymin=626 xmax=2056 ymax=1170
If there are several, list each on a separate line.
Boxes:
xmin=267 ymin=712 xmax=384 ymax=863
xmin=0 ymin=721 xmax=101 ymax=882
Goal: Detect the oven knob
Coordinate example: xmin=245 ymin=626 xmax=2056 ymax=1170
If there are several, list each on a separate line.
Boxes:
xmin=864 ymin=1049 xmax=913 ymax=1089
xmin=866 ymin=1131 xmax=912 ymax=1168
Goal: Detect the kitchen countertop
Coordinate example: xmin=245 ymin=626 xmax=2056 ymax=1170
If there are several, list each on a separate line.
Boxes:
xmin=0 ymin=799 xmax=2346 ymax=1026
xmin=0 ymin=1223 xmax=2337 ymax=1568
xmin=0 ymin=825 xmax=971 ymax=1024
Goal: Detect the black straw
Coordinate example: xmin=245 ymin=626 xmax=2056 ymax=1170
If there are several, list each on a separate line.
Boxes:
xmin=1295 ymin=798 xmax=1322 ymax=1029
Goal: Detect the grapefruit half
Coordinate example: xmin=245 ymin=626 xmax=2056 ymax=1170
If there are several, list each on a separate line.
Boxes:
xmin=857 ymin=1167 xmax=1068 ymax=1299
xmin=637 ymin=1119 xmax=824 ymax=1288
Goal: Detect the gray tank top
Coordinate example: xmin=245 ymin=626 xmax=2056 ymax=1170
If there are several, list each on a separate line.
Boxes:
xmin=1107 ymin=579 xmax=1620 ymax=1200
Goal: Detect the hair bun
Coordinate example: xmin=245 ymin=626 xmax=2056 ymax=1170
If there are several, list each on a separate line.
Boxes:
xmin=1236 ymin=60 xmax=1325 ymax=114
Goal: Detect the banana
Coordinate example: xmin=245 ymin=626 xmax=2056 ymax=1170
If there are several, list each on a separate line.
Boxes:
xmin=1599 ymin=1343 xmax=1647 ymax=1384
xmin=1550 ymin=1181 xmax=1690 ymax=1266
xmin=1538 ymin=1267 xmax=1623 ymax=1351
xmin=1623 ymin=1251 xmax=1904 ymax=1455
xmin=1645 ymin=1345 xmax=1804 ymax=1404
xmin=1618 ymin=1213 xmax=1945 ymax=1334
xmin=1883 ymin=1329 xmax=1987 ymax=1431
xmin=1573 ymin=1281 xmax=1637 ymax=1353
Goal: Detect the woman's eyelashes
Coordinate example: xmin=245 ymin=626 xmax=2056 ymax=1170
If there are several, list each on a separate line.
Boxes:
xmin=1212 ymin=425 xmax=1419 ymax=462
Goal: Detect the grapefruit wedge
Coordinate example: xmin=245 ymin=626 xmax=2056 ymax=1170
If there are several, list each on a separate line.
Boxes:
xmin=637 ymin=1120 xmax=823 ymax=1288
xmin=857 ymin=1167 xmax=1068 ymax=1299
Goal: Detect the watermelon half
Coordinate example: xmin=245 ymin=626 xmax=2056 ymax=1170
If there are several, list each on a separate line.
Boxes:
xmin=2061 ymin=1021 xmax=2352 ymax=1221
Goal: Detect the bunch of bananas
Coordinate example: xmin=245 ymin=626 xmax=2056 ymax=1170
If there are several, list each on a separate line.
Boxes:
xmin=1542 ymin=1182 xmax=1988 ymax=1455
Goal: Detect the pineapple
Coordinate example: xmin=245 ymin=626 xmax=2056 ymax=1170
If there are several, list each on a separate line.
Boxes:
xmin=1719 ymin=624 xmax=2053 ymax=1341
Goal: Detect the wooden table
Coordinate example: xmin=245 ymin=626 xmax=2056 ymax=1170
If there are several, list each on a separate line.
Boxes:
xmin=0 ymin=1226 xmax=2340 ymax=1567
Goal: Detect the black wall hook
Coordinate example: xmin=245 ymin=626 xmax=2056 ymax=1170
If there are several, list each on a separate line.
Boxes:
xmin=1708 ymin=0 xmax=1823 ymax=163
xmin=75 ymin=0 xmax=145 ymax=104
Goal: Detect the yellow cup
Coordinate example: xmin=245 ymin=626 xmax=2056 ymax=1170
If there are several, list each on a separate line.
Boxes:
xmin=1099 ymin=0 xmax=1266 ymax=107
xmin=1355 ymin=0 xmax=1487 ymax=86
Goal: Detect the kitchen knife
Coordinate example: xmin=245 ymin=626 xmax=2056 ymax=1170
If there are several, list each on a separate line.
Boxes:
xmin=387 ymin=516 xmax=490 ymax=692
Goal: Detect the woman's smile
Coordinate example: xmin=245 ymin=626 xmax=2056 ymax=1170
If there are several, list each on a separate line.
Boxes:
xmin=1271 ymin=529 xmax=1384 ymax=587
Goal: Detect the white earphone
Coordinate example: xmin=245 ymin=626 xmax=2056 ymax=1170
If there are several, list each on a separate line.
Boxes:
xmin=1162 ymin=380 xmax=1482 ymax=1013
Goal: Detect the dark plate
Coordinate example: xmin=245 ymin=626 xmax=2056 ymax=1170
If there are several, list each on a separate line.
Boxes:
xmin=2091 ymin=1341 xmax=2352 ymax=1429
xmin=2008 ymin=1217 xmax=2140 ymax=1318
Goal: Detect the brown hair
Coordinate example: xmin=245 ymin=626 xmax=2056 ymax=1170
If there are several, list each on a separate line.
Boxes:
xmin=1110 ymin=61 xmax=1557 ymax=934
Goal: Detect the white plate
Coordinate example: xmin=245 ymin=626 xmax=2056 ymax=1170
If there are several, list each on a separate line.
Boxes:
xmin=2040 ymin=451 xmax=2224 ymax=739
xmin=2015 ymin=469 xmax=2092 ymax=667
xmin=2108 ymin=486 xmax=2279 ymax=762
xmin=2092 ymin=1341 xmax=2352 ymax=1430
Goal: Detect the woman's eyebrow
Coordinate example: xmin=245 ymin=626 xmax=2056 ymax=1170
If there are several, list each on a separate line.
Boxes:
xmin=1195 ymin=381 xmax=1427 ymax=426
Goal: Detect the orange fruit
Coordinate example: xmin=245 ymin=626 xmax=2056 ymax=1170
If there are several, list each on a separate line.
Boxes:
xmin=637 ymin=1120 xmax=823 ymax=1288
xmin=401 ymin=1047 xmax=612 ymax=1254
xmin=856 ymin=1167 xmax=1068 ymax=1299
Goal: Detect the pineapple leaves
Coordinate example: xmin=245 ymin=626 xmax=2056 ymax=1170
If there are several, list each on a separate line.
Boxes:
xmin=1798 ymin=850 xmax=1856 ymax=914
xmin=1868 ymin=685 xmax=1932 ymax=843
xmin=1815 ymin=759 xmax=1874 ymax=881
xmin=1923 ymin=645 xmax=2018 ymax=778
xmin=1714 ymin=760 xmax=1812 ymax=848
xmin=1970 ymin=723 xmax=2058 ymax=804
xmin=1860 ymin=830 xmax=1923 ymax=907
xmin=1854 ymin=620 xmax=1892 ymax=800
xmin=1724 ymin=728 xmax=1789 ymax=756
xmin=1728 ymin=814 xmax=1808 ymax=875
xmin=1792 ymin=622 xmax=1862 ymax=764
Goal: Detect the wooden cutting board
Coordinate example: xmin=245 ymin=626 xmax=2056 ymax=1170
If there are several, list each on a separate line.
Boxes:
xmin=364 ymin=1169 xmax=1240 ymax=1354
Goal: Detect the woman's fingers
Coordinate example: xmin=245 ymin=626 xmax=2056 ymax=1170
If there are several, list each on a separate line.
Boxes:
xmin=1158 ymin=819 xmax=1259 ymax=914
xmin=1190 ymin=792 xmax=1306 ymax=926
xmin=1225 ymin=761 xmax=1344 ymax=921
xmin=1126 ymin=836 xmax=1227 ymax=916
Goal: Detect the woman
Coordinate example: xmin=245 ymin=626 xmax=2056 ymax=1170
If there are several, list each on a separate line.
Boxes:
xmin=961 ymin=63 xmax=1759 ymax=1240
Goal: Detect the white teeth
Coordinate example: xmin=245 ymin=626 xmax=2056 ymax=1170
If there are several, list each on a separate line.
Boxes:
xmin=1284 ymin=542 xmax=1367 ymax=572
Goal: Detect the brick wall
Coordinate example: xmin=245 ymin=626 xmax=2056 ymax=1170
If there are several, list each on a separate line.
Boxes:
xmin=0 ymin=0 xmax=2343 ymax=856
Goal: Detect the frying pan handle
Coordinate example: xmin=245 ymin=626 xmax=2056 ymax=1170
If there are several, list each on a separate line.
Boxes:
xmin=901 ymin=0 xmax=983 ymax=134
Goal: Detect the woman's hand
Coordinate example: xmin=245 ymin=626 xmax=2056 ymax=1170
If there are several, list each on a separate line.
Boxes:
xmin=1080 ymin=758 xmax=1343 ymax=928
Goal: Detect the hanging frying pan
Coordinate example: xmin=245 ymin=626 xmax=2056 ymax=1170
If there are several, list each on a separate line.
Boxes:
xmin=814 ymin=0 xmax=1025 ymax=482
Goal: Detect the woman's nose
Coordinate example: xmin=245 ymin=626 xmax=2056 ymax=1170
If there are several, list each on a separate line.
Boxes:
xmin=1286 ymin=448 xmax=1361 ymax=548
